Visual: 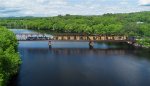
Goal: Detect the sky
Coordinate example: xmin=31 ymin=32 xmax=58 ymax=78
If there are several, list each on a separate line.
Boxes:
xmin=0 ymin=0 xmax=150 ymax=17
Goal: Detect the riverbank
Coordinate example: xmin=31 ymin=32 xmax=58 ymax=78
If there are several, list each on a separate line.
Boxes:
xmin=136 ymin=38 xmax=150 ymax=48
xmin=127 ymin=37 xmax=150 ymax=49
xmin=0 ymin=27 xmax=21 ymax=86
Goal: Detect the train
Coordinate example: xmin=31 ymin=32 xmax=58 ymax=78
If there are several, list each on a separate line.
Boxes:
xmin=26 ymin=37 xmax=50 ymax=40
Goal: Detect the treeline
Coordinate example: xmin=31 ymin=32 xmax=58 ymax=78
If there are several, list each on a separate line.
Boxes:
xmin=0 ymin=27 xmax=21 ymax=86
xmin=0 ymin=11 xmax=150 ymax=47
xmin=0 ymin=11 xmax=150 ymax=37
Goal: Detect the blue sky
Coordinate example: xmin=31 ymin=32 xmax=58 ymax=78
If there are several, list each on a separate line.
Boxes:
xmin=0 ymin=0 xmax=150 ymax=17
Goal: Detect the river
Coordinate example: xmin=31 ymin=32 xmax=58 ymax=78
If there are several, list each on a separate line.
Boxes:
xmin=9 ymin=29 xmax=150 ymax=86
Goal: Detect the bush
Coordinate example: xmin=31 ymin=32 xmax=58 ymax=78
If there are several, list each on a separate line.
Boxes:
xmin=137 ymin=38 xmax=150 ymax=48
xmin=0 ymin=27 xmax=21 ymax=86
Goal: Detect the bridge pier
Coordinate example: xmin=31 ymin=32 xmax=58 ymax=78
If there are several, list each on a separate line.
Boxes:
xmin=48 ymin=41 xmax=52 ymax=48
xmin=89 ymin=41 xmax=94 ymax=49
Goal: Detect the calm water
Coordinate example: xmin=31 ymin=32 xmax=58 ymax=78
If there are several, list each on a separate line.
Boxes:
xmin=9 ymin=29 xmax=150 ymax=86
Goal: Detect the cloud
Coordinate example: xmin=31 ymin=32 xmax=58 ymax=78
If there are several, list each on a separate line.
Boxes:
xmin=0 ymin=9 xmax=20 ymax=14
xmin=139 ymin=0 xmax=150 ymax=6
xmin=0 ymin=0 xmax=68 ymax=16
xmin=0 ymin=0 xmax=150 ymax=17
xmin=144 ymin=4 xmax=150 ymax=6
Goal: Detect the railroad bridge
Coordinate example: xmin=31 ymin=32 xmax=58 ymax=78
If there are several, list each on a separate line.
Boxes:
xmin=15 ymin=33 xmax=135 ymax=42
xmin=15 ymin=33 xmax=136 ymax=48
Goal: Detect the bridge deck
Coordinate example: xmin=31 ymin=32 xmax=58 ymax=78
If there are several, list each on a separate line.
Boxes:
xmin=18 ymin=40 xmax=129 ymax=42
xmin=15 ymin=33 xmax=135 ymax=42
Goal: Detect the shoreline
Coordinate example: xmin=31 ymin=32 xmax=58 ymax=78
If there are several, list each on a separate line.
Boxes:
xmin=127 ymin=42 xmax=150 ymax=49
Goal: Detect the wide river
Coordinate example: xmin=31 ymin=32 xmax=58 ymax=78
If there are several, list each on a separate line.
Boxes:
xmin=9 ymin=29 xmax=150 ymax=86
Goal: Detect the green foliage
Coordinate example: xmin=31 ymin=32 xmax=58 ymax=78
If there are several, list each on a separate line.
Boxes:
xmin=0 ymin=27 xmax=21 ymax=86
xmin=0 ymin=11 xmax=150 ymax=47
xmin=0 ymin=11 xmax=150 ymax=37
xmin=137 ymin=38 xmax=150 ymax=48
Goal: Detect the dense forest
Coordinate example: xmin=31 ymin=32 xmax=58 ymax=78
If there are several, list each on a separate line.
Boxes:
xmin=0 ymin=11 xmax=149 ymax=86
xmin=0 ymin=27 xmax=21 ymax=86
xmin=0 ymin=11 xmax=150 ymax=47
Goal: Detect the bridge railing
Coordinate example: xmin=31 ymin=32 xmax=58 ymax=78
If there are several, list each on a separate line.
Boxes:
xmin=15 ymin=33 xmax=136 ymax=42
xmin=52 ymin=35 xmax=130 ymax=42
xmin=15 ymin=33 xmax=52 ymax=41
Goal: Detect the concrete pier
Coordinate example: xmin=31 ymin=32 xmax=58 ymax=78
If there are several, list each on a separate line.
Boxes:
xmin=48 ymin=41 xmax=52 ymax=48
xmin=89 ymin=41 xmax=94 ymax=49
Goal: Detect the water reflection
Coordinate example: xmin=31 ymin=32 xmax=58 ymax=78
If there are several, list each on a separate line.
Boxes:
xmin=15 ymin=46 xmax=150 ymax=86
xmin=51 ymin=48 xmax=126 ymax=56
xmin=19 ymin=47 xmax=127 ymax=57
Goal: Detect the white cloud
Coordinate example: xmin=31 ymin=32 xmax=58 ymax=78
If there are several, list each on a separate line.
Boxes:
xmin=120 ymin=0 xmax=129 ymax=5
xmin=0 ymin=0 xmax=150 ymax=17
xmin=139 ymin=0 xmax=150 ymax=5
xmin=0 ymin=0 xmax=68 ymax=16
